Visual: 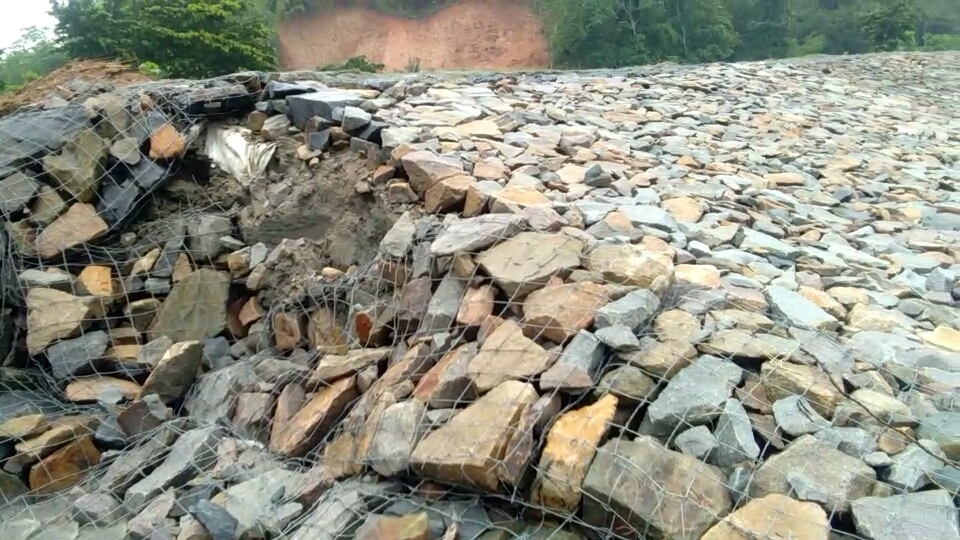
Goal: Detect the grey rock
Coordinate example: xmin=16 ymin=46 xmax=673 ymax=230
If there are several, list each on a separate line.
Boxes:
xmin=765 ymin=286 xmax=839 ymax=330
xmin=640 ymin=355 xmax=742 ymax=437
xmin=186 ymin=214 xmax=232 ymax=261
xmin=884 ymin=440 xmax=946 ymax=492
xmin=190 ymin=500 xmax=237 ymax=540
xmin=852 ymin=490 xmax=960 ymax=540
xmin=341 ymin=106 xmax=372 ymax=132
xmin=379 ymin=210 xmax=416 ymax=259
xmin=594 ymin=289 xmax=660 ymax=331
xmin=368 ymin=401 xmax=429 ymax=477
xmin=593 ymin=364 xmax=657 ymax=404
xmin=0 ymin=172 xmax=41 ymax=217
xmin=44 ymin=330 xmax=109 ymax=381
xmin=750 ymin=435 xmax=875 ymax=514
xmin=539 ymin=330 xmax=605 ymax=392
xmin=429 ymin=214 xmax=525 ymax=256
xmin=124 ymin=426 xmax=223 ymax=512
xmin=286 ymin=89 xmax=365 ymax=129
xmin=99 ymin=418 xmax=190 ymax=495
xmin=772 ymin=395 xmax=831 ymax=436
xmin=582 ymin=437 xmax=731 ymax=539
xmin=418 ymin=272 xmax=468 ymax=335
xmin=594 ymin=324 xmax=641 ymax=352
xmin=673 ymin=425 xmax=718 ymax=460
xmin=916 ymin=412 xmax=960 ymax=461
xmin=288 ymin=480 xmax=375 ymax=540
xmin=814 ymin=427 xmax=878 ymax=459
xmin=710 ymin=398 xmax=760 ymax=469
xmin=71 ymin=493 xmax=121 ymax=526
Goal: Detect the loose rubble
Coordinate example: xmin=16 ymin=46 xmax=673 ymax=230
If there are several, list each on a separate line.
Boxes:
xmin=0 ymin=51 xmax=959 ymax=540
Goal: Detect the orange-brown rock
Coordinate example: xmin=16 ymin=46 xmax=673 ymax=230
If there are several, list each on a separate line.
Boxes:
xmin=270 ymin=376 xmax=358 ymax=457
xmin=272 ymin=311 xmax=303 ymax=351
xmin=35 ymin=203 xmax=108 ymax=260
xmin=149 ymin=123 xmax=186 ymax=159
xmin=456 ymin=285 xmax=495 ymax=327
xmin=29 ymin=435 xmax=100 ymax=495
xmin=701 ymin=494 xmax=828 ymax=540
xmin=531 ymin=394 xmax=618 ymax=512
xmin=468 ymin=320 xmax=554 ymax=393
xmin=65 ymin=377 xmax=141 ymax=403
xmin=522 ymin=282 xmax=609 ymax=343
xmin=410 ymin=380 xmax=538 ymax=491
xmin=425 ymin=175 xmax=475 ymax=213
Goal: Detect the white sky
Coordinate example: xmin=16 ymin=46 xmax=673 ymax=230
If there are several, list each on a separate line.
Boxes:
xmin=0 ymin=1 xmax=56 ymax=50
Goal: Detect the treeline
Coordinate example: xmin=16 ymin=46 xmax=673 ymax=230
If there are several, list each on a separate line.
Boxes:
xmin=1 ymin=0 xmax=958 ymax=93
xmin=532 ymin=0 xmax=960 ymax=68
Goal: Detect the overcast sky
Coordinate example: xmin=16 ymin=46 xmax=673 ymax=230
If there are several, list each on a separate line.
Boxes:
xmin=0 ymin=1 xmax=56 ymax=50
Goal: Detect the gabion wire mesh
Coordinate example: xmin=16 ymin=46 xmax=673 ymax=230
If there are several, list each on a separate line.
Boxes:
xmin=0 ymin=51 xmax=959 ymax=540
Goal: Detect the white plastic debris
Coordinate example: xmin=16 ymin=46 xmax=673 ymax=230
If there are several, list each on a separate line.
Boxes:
xmin=203 ymin=123 xmax=276 ymax=187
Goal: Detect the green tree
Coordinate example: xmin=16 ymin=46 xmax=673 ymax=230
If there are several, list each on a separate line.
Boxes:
xmin=0 ymin=26 xmax=70 ymax=90
xmin=50 ymin=0 xmax=278 ymax=78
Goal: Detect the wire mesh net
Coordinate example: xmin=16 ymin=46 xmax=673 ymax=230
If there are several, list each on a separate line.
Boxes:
xmin=0 ymin=51 xmax=959 ymax=540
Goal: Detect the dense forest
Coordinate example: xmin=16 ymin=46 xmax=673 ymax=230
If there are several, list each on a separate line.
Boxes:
xmin=0 ymin=0 xmax=957 ymax=91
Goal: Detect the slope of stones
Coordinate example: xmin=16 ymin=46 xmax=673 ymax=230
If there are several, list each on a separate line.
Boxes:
xmin=0 ymin=51 xmax=959 ymax=540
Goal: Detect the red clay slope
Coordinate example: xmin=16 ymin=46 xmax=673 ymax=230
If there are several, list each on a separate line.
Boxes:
xmin=277 ymin=0 xmax=551 ymax=72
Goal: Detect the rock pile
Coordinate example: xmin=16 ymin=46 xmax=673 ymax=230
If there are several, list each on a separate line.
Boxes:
xmin=1 ymin=51 xmax=960 ymax=540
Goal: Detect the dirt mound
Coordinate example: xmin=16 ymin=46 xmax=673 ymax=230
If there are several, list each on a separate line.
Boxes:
xmin=277 ymin=0 xmax=550 ymax=71
xmin=0 ymin=59 xmax=152 ymax=117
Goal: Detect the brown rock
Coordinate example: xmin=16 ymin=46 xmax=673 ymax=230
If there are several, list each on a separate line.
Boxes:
xmin=582 ymin=436 xmax=731 ymax=539
xmin=309 ymin=348 xmax=392 ymax=385
xmin=233 ymin=392 xmax=274 ymax=444
xmin=760 ymin=359 xmax=844 ymax=418
xmin=456 ymin=285 xmax=495 ymax=327
xmin=272 ymin=311 xmax=303 ymax=351
xmin=65 ymin=377 xmax=141 ymax=403
xmin=652 ymin=309 xmax=702 ymax=342
xmin=270 ymin=384 xmax=306 ymax=445
xmin=270 ymin=376 xmax=359 ymax=457
xmin=35 ymin=203 xmax=108 ymax=259
xmin=76 ymin=265 xmax=118 ymax=298
xmin=401 ymin=150 xmax=464 ymax=194
xmin=425 ymin=175 xmax=475 ymax=213
xmin=137 ymin=341 xmax=202 ymax=403
xmin=522 ymin=282 xmax=609 ymax=343
xmin=410 ymin=380 xmax=538 ymax=491
xmin=171 ymin=252 xmax=193 ymax=282
xmin=124 ymin=298 xmax=161 ymax=332
xmin=355 ymin=513 xmax=430 ymax=540
xmin=622 ymin=339 xmax=697 ymax=380
xmin=238 ymin=297 xmax=264 ymax=327
xmin=477 ymin=232 xmax=584 ymax=299
xmin=29 ymin=435 xmax=100 ymax=495
xmin=701 ymin=494 xmax=828 ymax=540
xmin=531 ymin=394 xmax=617 ymax=513
xmin=0 ymin=414 xmax=49 ymax=441
xmin=148 ymin=269 xmax=230 ymax=342
xmin=414 ymin=343 xmax=478 ymax=408
xmin=583 ymin=243 xmax=674 ymax=294
xmin=25 ymin=288 xmax=93 ymax=355
xmin=307 ymin=307 xmax=346 ymax=349
xmin=9 ymin=416 xmax=97 ymax=472
xmin=489 ymin=186 xmax=551 ymax=213
xmin=149 ymin=123 xmax=186 ymax=159
xmin=468 ymin=320 xmax=554 ymax=393
xmin=661 ymin=197 xmax=703 ymax=223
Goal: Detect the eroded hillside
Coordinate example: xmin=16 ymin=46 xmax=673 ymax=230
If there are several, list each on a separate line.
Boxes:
xmin=277 ymin=0 xmax=550 ymax=71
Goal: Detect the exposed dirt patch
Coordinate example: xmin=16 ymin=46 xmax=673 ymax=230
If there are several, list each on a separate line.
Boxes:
xmin=277 ymin=0 xmax=550 ymax=72
xmin=237 ymin=149 xmax=400 ymax=272
xmin=0 ymin=60 xmax=151 ymax=117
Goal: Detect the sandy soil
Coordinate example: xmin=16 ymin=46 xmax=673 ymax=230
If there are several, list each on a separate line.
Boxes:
xmin=277 ymin=0 xmax=550 ymax=72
